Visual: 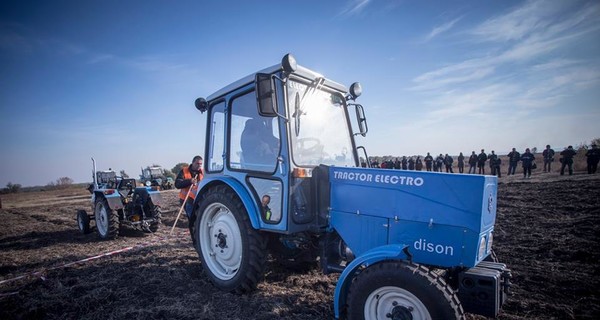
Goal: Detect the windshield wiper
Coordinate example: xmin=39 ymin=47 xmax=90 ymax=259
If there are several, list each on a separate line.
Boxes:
xmin=293 ymin=77 xmax=324 ymax=137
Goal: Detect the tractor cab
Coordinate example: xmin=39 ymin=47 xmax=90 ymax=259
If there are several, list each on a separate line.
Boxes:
xmin=116 ymin=178 xmax=137 ymax=198
xmin=194 ymin=54 xmax=367 ymax=234
xmin=96 ymin=170 xmax=118 ymax=189
xmin=141 ymin=166 xmax=165 ymax=187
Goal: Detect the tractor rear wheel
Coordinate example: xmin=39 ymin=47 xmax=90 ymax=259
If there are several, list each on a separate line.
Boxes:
xmin=148 ymin=204 xmax=161 ymax=233
xmin=346 ymin=261 xmax=464 ymax=320
xmin=77 ymin=209 xmax=91 ymax=234
xmin=94 ymin=198 xmax=119 ymax=240
xmin=194 ymin=186 xmax=267 ymax=294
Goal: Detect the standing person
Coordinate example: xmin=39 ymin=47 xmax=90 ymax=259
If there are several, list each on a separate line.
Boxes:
xmin=488 ymin=151 xmax=498 ymax=175
xmin=507 ymin=148 xmax=521 ymax=176
xmin=394 ymin=157 xmax=401 ymax=170
xmin=585 ymin=144 xmax=600 ymax=174
xmin=477 ymin=149 xmax=488 ymax=174
xmin=408 ymin=157 xmax=415 ymax=170
xmin=520 ymin=148 xmax=535 ymax=178
xmin=424 ymin=152 xmax=434 ymax=172
xmin=444 ymin=154 xmax=454 ymax=173
xmin=175 ymin=156 xmax=204 ymax=234
xmin=386 ymin=159 xmax=395 ymax=169
xmin=559 ymin=145 xmax=577 ymax=175
xmin=542 ymin=145 xmax=556 ymax=173
xmin=436 ymin=154 xmax=445 ymax=172
xmin=494 ymin=157 xmax=502 ymax=178
xmin=401 ymin=156 xmax=408 ymax=170
xmin=468 ymin=151 xmax=478 ymax=174
xmin=370 ymin=158 xmax=380 ymax=168
xmin=415 ymin=156 xmax=423 ymax=171
xmin=457 ymin=152 xmax=465 ymax=173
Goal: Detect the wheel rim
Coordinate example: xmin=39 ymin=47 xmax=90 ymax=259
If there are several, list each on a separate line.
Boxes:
xmin=95 ymin=203 xmax=108 ymax=236
xmin=199 ymin=202 xmax=243 ymax=280
xmin=364 ymin=286 xmax=431 ymax=320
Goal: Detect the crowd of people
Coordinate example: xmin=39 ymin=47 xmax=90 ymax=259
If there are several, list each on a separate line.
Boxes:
xmin=366 ymin=143 xmax=600 ymax=178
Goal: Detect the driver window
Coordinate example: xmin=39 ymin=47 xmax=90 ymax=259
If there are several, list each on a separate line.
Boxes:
xmin=208 ymin=101 xmax=225 ymax=172
xmin=230 ymin=91 xmax=280 ymax=172
xmin=249 ymin=178 xmax=282 ymax=223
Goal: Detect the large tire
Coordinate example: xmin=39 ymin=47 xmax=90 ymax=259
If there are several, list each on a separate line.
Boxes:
xmin=194 ymin=186 xmax=267 ymax=294
xmin=346 ymin=261 xmax=464 ymax=320
xmin=94 ymin=198 xmax=119 ymax=240
xmin=147 ymin=203 xmax=161 ymax=233
xmin=76 ymin=209 xmax=91 ymax=234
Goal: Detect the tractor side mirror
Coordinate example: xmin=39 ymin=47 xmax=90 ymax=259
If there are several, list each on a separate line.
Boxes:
xmin=256 ymin=73 xmax=277 ymax=117
xmin=353 ymin=104 xmax=368 ymax=137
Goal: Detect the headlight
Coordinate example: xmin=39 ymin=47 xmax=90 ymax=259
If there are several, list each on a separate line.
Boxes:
xmin=349 ymin=82 xmax=362 ymax=99
xmin=145 ymin=181 xmax=151 ymax=187
xmin=478 ymin=236 xmax=487 ymax=260
xmin=487 ymin=232 xmax=493 ymax=254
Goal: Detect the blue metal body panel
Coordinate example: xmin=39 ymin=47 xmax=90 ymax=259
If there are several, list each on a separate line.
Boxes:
xmin=146 ymin=188 xmax=162 ymax=206
xmin=197 ymin=175 xmax=289 ymax=231
xmin=333 ymin=244 xmax=409 ymax=319
xmin=329 ymin=167 xmax=497 ymax=268
xmin=103 ymin=193 xmax=123 ymax=210
xmin=329 ymin=210 xmax=389 ymax=257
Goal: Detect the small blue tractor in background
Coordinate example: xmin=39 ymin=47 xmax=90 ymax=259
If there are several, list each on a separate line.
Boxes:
xmin=140 ymin=165 xmax=174 ymax=190
xmin=77 ymin=158 xmax=163 ymax=239
xmin=190 ymin=54 xmax=511 ymax=319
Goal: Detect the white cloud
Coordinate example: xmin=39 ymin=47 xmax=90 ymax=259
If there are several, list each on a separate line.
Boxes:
xmin=87 ymin=53 xmax=115 ymax=64
xmin=425 ymin=16 xmax=463 ymax=42
xmin=409 ymin=0 xmax=600 ymax=123
xmin=468 ymin=0 xmax=556 ymax=42
xmin=411 ymin=65 xmax=495 ymax=91
xmin=337 ymin=0 xmax=371 ymax=17
xmin=530 ymin=58 xmax=579 ymax=71
xmin=0 ymin=24 xmax=35 ymax=54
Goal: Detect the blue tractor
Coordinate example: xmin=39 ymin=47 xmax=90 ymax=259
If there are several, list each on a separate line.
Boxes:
xmin=190 ymin=54 xmax=510 ymax=319
xmin=77 ymin=158 xmax=163 ymax=239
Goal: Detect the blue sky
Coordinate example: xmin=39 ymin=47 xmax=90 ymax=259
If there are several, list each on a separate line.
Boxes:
xmin=1 ymin=0 xmax=599 ymax=187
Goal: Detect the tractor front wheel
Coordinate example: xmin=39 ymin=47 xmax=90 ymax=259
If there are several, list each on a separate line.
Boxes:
xmin=94 ymin=198 xmax=119 ymax=240
xmin=77 ymin=209 xmax=91 ymax=234
xmin=194 ymin=186 xmax=267 ymax=294
xmin=346 ymin=261 xmax=464 ymax=320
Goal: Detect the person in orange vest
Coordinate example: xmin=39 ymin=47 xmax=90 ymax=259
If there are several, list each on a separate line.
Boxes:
xmin=175 ymin=156 xmax=204 ymax=219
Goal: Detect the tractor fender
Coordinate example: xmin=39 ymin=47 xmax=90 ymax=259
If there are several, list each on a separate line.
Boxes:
xmin=95 ymin=192 xmax=124 ymax=210
xmin=148 ymin=190 xmax=162 ymax=206
xmin=334 ymin=244 xmax=410 ymax=319
xmin=196 ymin=176 xmax=261 ymax=229
xmin=134 ymin=187 xmax=162 ymax=206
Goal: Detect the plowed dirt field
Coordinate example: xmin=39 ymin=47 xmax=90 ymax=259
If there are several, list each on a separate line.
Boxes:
xmin=1 ymin=172 xmax=598 ymax=319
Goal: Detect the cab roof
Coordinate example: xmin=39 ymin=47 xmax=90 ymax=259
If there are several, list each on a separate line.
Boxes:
xmin=206 ymin=64 xmax=348 ymax=102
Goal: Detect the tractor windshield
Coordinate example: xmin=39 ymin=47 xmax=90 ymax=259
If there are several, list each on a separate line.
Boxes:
xmin=149 ymin=168 xmax=162 ymax=176
xmin=287 ymin=79 xmax=354 ymax=167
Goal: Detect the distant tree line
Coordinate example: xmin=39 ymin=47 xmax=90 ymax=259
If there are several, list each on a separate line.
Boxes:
xmin=0 ymin=162 xmax=186 ymax=192
xmin=46 ymin=177 xmax=74 ymax=188
xmin=1 ymin=182 xmax=22 ymax=194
